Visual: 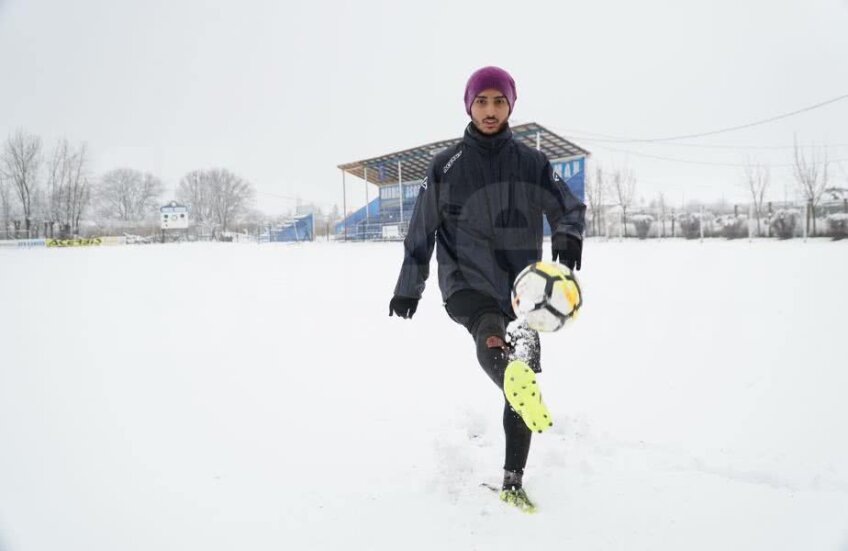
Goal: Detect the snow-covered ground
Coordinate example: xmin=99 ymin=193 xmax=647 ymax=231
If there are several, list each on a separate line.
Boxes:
xmin=1 ymin=239 xmax=847 ymax=551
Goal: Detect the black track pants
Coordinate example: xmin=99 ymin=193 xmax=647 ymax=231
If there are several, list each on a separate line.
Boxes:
xmin=445 ymin=291 xmax=541 ymax=473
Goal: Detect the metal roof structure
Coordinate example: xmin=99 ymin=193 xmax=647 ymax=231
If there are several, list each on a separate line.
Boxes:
xmin=337 ymin=122 xmax=590 ymax=186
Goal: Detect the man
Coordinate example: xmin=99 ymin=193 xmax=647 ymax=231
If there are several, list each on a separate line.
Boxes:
xmin=388 ymin=66 xmax=585 ymax=512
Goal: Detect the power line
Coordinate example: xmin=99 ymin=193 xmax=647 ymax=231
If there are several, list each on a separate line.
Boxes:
xmin=568 ymin=136 xmax=848 ymax=151
xmin=254 ymin=189 xmax=337 ymax=208
xmin=555 ymin=92 xmax=848 ymax=144
xmin=589 ymin=142 xmax=848 ymax=168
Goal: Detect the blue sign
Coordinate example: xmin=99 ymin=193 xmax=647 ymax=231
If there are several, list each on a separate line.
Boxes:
xmin=551 ymin=156 xmax=585 ymax=202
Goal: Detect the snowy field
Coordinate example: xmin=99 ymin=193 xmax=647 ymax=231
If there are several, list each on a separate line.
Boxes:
xmin=1 ymin=238 xmax=847 ymax=551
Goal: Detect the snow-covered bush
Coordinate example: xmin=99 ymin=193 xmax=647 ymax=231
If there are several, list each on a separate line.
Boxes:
xmin=769 ymin=209 xmax=798 ymax=239
xmin=826 ymin=213 xmax=848 ymax=240
xmin=677 ymin=213 xmax=701 ymax=239
xmin=715 ymin=215 xmax=748 ymax=239
xmin=631 ymin=214 xmax=654 ymax=239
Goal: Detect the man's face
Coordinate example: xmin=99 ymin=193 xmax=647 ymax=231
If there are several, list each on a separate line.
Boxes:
xmin=470 ymin=88 xmax=510 ymax=134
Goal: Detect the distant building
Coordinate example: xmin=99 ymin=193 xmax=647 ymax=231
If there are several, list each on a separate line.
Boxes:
xmin=160 ymin=201 xmax=189 ymax=230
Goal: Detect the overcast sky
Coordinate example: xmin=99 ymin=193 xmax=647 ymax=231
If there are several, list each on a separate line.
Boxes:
xmin=2 ymin=0 xmax=847 ymax=215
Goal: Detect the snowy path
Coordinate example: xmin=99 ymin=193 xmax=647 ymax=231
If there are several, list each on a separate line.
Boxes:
xmin=1 ymin=239 xmax=846 ymax=550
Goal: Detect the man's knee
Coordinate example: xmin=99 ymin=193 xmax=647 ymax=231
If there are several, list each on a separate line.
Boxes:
xmin=476 ymin=334 xmax=507 ymax=364
xmin=473 ymin=314 xmax=508 ymax=384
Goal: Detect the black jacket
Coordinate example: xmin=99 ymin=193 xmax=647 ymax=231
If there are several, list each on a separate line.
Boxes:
xmin=393 ymin=122 xmax=586 ymax=318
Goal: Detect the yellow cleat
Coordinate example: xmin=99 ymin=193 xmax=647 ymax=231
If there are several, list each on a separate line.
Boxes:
xmin=499 ymin=487 xmax=537 ymax=513
xmin=503 ymin=360 xmax=552 ymax=433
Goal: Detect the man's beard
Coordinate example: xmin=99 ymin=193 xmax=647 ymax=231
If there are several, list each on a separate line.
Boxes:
xmin=474 ymin=117 xmax=506 ymax=134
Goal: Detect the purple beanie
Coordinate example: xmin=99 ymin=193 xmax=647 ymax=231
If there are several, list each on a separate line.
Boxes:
xmin=464 ymin=66 xmax=517 ymax=116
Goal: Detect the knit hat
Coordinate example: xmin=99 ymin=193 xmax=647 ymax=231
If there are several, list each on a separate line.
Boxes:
xmin=464 ymin=66 xmax=517 ymax=116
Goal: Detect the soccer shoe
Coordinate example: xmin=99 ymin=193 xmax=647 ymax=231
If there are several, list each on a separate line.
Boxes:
xmin=503 ymin=360 xmax=552 ymax=433
xmin=499 ymin=487 xmax=537 ymax=513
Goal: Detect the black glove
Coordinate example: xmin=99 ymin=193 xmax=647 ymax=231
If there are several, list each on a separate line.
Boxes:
xmin=389 ymin=296 xmax=419 ymax=319
xmin=552 ymin=234 xmax=582 ymax=271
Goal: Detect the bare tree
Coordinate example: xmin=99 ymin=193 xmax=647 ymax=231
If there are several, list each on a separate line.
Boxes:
xmin=46 ymin=139 xmax=92 ymax=236
xmin=210 ymin=169 xmax=254 ymax=232
xmin=1 ymin=130 xmax=42 ymax=233
xmin=793 ymin=136 xmax=829 ymax=236
xmin=96 ymin=168 xmax=164 ymax=223
xmin=611 ymin=168 xmax=636 ymax=237
xmin=0 ymin=176 xmax=13 ymax=237
xmin=177 ymin=168 xmax=254 ymax=232
xmin=45 ymin=144 xmax=65 ymax=235
xmin=177 ymin=170 xmax=215 ymax=228
xmin=743 ymin=160 xmax=770 ymax=237
xmin=584 ymin=165 xmax=607 ymax=236
xmin=68 ymin=144 xmax=92 ymax=235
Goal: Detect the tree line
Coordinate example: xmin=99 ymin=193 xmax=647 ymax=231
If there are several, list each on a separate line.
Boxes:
xmin=583 ymin=138 xmax=840 ymax=238
xmin=0 ymin=130 xmax=256 ymax=238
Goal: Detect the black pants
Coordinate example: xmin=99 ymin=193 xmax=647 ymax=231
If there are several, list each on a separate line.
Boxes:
xmin=445 ymin=290 xmax=541 ymax=473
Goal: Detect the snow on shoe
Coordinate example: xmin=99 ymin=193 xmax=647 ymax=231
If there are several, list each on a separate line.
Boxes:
xmin=499 ymin=487 xmax=537 ymax=513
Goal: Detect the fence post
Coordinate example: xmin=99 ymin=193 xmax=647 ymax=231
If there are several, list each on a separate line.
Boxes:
xmin=767 ymin=201 xmax=773 ymax=238
xmin=806 ymin=200 xmax=812 ymax=238
xmin=657 ymin=213 xmax=662 ymax=239
xmin=803 ymin=203 xmax=808 ymax=242
xmin=748 ymin=204 xmax=754 ymax=242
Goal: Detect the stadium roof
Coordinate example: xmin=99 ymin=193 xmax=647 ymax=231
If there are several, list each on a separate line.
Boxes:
xmin=337 ymin=122 xmax=590 ymax=186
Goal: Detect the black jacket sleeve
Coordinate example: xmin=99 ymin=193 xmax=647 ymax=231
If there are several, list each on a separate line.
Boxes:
xmin=540 ymin=160 xmax=586 ymax=241
xmin=393 ymin=161 xmax=441 ymax=299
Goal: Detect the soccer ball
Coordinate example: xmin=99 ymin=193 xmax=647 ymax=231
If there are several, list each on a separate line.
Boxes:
xmin=511 ymin=261 xmax=582 ymax=332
